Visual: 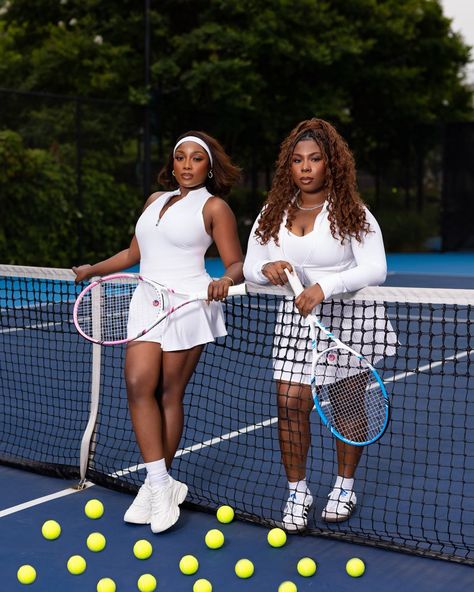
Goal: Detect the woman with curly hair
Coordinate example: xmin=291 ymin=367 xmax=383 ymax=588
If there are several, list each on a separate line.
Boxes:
xmin=243 ymin=118 xmax=396 ymax=532
xmin=74 ymin=131 xmax=243 ymax=534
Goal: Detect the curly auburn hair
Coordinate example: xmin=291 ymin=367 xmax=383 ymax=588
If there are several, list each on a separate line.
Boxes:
xmin=255 ymin=118 xmax=369 ymax=245
xmin=158 ymin=130 xmax=241 ymax=198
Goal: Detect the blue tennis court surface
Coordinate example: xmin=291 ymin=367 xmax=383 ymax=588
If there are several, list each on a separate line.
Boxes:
xmin=1 ymin=255 xmax=473 ymax=591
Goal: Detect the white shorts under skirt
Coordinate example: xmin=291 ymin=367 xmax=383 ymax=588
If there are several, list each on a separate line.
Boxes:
xmin=273 ymin=298 xmax=398 ymax=385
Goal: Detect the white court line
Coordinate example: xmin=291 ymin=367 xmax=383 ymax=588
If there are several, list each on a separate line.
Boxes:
xmin=2 ymin=348 xmax=471 ymax=515
xmin=0 ymin=480 xmax=95 ymax=518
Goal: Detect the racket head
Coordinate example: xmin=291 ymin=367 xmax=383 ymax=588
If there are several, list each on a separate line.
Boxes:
xmin=73 ymin=273 xmax=167 ymax=345
xmin=311 ymin=346 xmax=390 ymax=446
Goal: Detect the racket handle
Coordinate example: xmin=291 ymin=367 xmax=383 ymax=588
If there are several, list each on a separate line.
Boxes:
xmin=284 ymin=268 xmax=304 ymax=296
xmin=195 ymin=282 xmax=247 ymax=300
xmin=228 ymin=283 xmax=247 ymax=297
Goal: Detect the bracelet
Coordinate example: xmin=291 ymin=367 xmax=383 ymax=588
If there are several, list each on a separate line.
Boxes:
xmin=220 ymin=275 xmax=234 ymax=285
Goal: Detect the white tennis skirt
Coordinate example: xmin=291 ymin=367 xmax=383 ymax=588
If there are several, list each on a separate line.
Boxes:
xmin=273 ymin=297 xmax=398 ymax=385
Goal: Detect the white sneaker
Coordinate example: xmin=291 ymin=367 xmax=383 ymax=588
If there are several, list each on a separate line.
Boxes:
xmin=124 ymin=477 xmax=188 ymax=525
xmin=282 ymin=491 xmax=313 ymax=532
xmin=321 ymin=488 xmax=357 ymax=522
xmin=150 ymin=480 xmax=183 ymax=533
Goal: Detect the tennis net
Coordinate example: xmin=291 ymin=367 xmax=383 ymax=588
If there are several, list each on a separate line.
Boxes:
xmin=0 ymin=264 xmax=473 ymax=564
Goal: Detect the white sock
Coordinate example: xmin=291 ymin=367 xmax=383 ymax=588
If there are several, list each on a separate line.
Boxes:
xmin=145 ymin=459 xmax=170 ymax=488
xmin=288 ymin=479 xmax=310 ymax=500
xmin=334 ymin=475 xmax=354 ymax=493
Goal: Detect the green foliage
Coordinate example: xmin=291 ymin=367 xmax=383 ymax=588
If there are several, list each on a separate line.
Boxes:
xmin=0 ymin=0 xmax=472 ymax=263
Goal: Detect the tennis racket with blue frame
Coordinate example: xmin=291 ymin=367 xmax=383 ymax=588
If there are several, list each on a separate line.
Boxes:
xmin=285 ymin=269 xmax=390 ymax=446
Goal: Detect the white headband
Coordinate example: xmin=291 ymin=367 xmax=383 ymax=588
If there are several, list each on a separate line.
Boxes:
xmin=173 ymin=135 xmax=213 ymax=166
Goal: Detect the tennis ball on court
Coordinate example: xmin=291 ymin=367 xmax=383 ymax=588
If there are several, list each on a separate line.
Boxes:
xmin=278 ymin=581 xmax=297 ymax=592
xmin=267 ymin=527 xmax=287 ymax=547
xmin=205 ymin=528 xmax=224 ymax=549
xmin=193 ymin=578 xmax=212 ymax=592
xmin=137 ymin=573 xmax=157 ymax=592
xmin=346 ymin=557 xmax=365 ymax=577
xmin=97 ymin=577 xmax=116 ymax=592
xmin=216 ymin=505 xmax=234 ymax=523
xmin=234 ymin=558 xmax=254 ymax=578
xmin=67 ymin=554 xmax=87 ymax=575
xmin=133 ymin=539 xmax=153 ymax=559
xmin=41 ymin=519 xmax=61 ymax=540
xmin=17 ymin=564 xmax=37 ymax=585
xmin=296 ymin=557 xmax=317 ymax=577
xmin=84 ymin=499 xmax=104 ymax=519
xmin=179 ymin=554 xmax=199 ymax=575
xmin=87 ymin=532 xmax=106 ymax=552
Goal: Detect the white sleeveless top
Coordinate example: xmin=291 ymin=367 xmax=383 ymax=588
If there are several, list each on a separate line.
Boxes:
xmin=128 ymin=186 xmax=227 ymax=350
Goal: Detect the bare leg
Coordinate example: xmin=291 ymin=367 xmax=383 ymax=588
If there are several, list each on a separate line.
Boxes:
xmin=160 ymin=345 xmax=204 ymax=468
xmin=125 ymin=341 xmax=164 ymax=462
xmin=336 ymin=440 xmax=363 ymax=478
xmin=277 ymin=380 xmax=313 ymax=482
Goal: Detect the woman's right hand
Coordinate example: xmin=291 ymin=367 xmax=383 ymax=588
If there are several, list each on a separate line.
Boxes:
xmin=72 ymin=264 xmax=93 ymax=284
xmin=261 ymin=261 xmax=293 ymax=286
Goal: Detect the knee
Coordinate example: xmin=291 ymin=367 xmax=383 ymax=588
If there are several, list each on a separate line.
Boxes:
xmin=278 ymin=395 xmax=307 ymax=422
xmin=160 ymin=385 xmax=185 ymax=410
xmin=125 ymin=372 xmax=156 ymax=405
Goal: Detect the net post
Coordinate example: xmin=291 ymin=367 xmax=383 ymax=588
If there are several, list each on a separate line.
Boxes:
xmin=77 ymin=278 xmax=102 ymax=484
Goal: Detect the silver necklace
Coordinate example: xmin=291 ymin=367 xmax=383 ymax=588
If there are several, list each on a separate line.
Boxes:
xmin=296 ymin=198 xmax=325 ymax=211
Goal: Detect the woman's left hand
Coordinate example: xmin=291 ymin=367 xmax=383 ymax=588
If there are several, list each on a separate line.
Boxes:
xmin=207 ymin=277 xmax=234 ymax=301
xmin=295 ymin=283 xmax=325 ymax=317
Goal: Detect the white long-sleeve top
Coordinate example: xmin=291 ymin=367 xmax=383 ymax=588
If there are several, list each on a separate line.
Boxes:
xmin=243 ymin=203 xmax=387 ymax=299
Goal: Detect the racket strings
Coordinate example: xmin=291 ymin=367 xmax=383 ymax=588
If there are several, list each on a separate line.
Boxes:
xmin=315 ymin=350 xmax=387 ymax=444
xmin=77 ymin=279 xmax=165 ymax=343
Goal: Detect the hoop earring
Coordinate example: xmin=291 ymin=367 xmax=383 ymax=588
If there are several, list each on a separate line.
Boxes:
xmin=172 ymin=170 xmax=175 ymax=177
xmin=208 ymin=170 xmax=213 ymax=179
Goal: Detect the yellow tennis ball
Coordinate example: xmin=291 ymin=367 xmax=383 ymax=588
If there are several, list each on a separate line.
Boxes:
xmin=216 ymin=505 xmax=234 ymax=524
xmin=17 ymin=565 xmax=37 ymax=585
xmin=97 ymin=577 xmax=116 ymax=592
xmin=41 ymin=519 xmax=61 ymax=540
xmin=67 ymin=554 xmax=87 ymax=575
xmin=193 ymin=578 xmax=212 ymax=592
xmin=234 ymin=558 xmax=254 ymax=578
xmin=278 ymin=581 xmax=297 ymax=592
xmin=346 ymin=557 xmax=365 ymax=577
xmin=137 ymin=573 xmax=157 ymax=592
xmin=204 ymin=528 xmax=224 ymax=549
xmin=84 ymin=499 xmax=104 ymax=519
xmin=133 ymin=539 xmax=153 ymax=559
xmin=179 ymin=554 xmax=199 ymax=575
xmin=87 ymin=532 xmax=106 ymax=552
xmin=297 ymin=557 xmax=317 ymax=577
xmin=267 ymin=527 xmax=287 ymax=547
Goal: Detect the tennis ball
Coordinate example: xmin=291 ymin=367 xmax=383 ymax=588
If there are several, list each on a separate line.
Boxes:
xmin=179 ymin=554 xmax=199 ymax=575
xmin=17 ymin=565 xmax=37 ymax=585
xmin=296 ymin=557 xmax=317 ymax=577
xmin=193 ymin=578 xmax=212 ymax=592
xmin=137 ymin=573 xmax=157 ymax=592
xmin=278 ymin=582 xmax=297 ymax=592
xmin=87 ymin=532 xmax=106 ymax=552
xmin=133 ymin=539 xmax=153 ymax=559
xmin=267 ymin=527 xmax=287 ymax=547
xmin=84 ymin=499 xmax=104 ymax=519
xmin=205 ymin=528 xmax=224 ymax=549
xmin=216 ymin=505 xmax=234 ymax=524
xmin=97 ymin=577 xmax=116 ymax=592
xmin=234 ymin=558 xmax=254 ymax=578
xmin=41 ymin=519 xmax=61 ymax=540
xmin=67 ymin=554 xmax=87 ymax=575
xmin=346 ymin=557 xmax=365 ymax=577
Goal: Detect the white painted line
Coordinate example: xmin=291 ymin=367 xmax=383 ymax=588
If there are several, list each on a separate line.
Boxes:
xmin=0 ymin=480 xmax=95 ymax=518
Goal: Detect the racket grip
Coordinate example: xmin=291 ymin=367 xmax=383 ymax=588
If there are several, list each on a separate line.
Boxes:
xmin=284 ymin=268 xmax=304 ymax=296
xmin=228 ymin=283 xmax=247 ymax=296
